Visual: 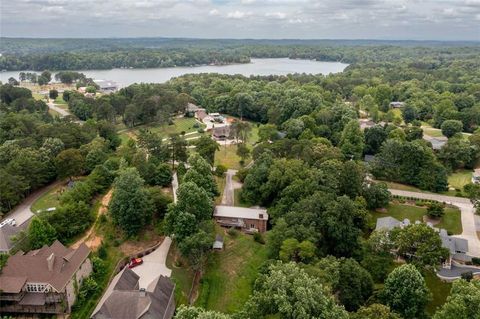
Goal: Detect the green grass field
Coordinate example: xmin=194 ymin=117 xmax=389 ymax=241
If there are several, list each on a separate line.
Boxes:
xmin=424 ymin=270 xmax=452 ymax=315
xmin=166 ymin=244 xmax=195 ymax=306
xmin=371 ymin=203 xmax=462 ymax=234
xmin=448 ymin=170 xmax=472 ymax=190
xmin=54 ymin=96 xmax=67 ymax=105
xmin=196 ymin=230 xmax=268 ymax=313
xmin=214 ymin=125 xmax=258 ymax=170
xmin=31 ymin=184 xmax=65 ymax=212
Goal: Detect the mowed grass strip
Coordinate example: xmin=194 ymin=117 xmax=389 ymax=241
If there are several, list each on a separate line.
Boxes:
xmin=31 ymin=184 xmax=64 ymax=212
xmin=196 ymin=231 xmax=268 ymax=313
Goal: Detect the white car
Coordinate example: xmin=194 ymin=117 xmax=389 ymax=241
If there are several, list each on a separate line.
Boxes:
xmin=0 ymin=218 xmax=16 ymax=228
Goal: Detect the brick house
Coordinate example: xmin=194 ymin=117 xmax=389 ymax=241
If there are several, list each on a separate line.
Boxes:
xmin=214 ymin=206 xmax=268 ymax=233
xmin=0 ymin=240 xmax=91 ymax=316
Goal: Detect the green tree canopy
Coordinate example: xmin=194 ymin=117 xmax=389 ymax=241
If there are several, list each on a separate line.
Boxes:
xmin=382 ymin=264 xmax=430 ymax=319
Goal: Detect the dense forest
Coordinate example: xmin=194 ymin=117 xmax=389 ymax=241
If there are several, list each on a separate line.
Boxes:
xmin=2 ymin=42 xmax=480 ymax=318
xmin=1 ymin=37 xmax=479 ymax=70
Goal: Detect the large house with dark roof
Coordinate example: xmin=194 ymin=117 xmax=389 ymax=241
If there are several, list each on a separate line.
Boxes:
xmin=0 ymin=240 xmax=91 ymax=315
xmin=91 ymin=267 xmax=175 ymax=319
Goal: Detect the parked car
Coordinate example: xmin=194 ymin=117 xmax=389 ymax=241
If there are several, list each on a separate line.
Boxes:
xmin=0 ymin=218 xmax=16 ymax=228
xmin=128 ymin=257 xmax=143 ymax=268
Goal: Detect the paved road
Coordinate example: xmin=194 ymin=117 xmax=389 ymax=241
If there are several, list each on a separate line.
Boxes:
xmin=172 ymin=172 xmax=179 ymax=204
xmin=47 ymin=102 xmax=71 ymax=117
xmin=389 ymin=189 xmax=480 ymax=257
xmin=1 ymin=181 xmax=63 ymax=226
xmin=221 ymin=169 xmax=242 ymax=206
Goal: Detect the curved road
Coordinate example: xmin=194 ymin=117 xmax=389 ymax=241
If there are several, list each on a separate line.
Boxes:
xmin=1 ymin=181 xmax=63 ymax=226
xmin=389 ymin=189 xmax=480 ymax=258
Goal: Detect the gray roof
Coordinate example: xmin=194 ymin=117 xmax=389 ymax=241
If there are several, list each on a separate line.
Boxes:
xmin=0 ymin=224 xmax=22 ymax=253
xmin=423 ymin=135 xmax=447 ymax=150
xmin=375 ymin=217 xmax=402 ymax=231
xmin=214 ymin=206 xmax=268 ymax=221
xmin=213 ymin=235 xmax=224 ymax=250
xmin=92 ymin=268 xmax=175 ymax=319
xmin=440 ymin=231 xmax=468 ymax=254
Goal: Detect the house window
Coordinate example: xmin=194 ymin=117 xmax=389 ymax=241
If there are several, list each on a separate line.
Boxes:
xmin=26 ymin=283 xmax=48 ymax=293
xmin=259 ymin=214 xmax=264 ymax=219
xmin=251 ymin=224 xmax=255 ymax=229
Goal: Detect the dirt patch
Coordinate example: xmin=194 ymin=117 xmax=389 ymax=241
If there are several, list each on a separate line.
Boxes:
xmin=423 ymin=216 xmax=441 ymax=225
xmin=71 ymin=189 xmax=113 ymax=250
xmin=125 ymin=131 xmax=137 ymax=140
xmin=119 ymin=232 xmax=163 ymax=256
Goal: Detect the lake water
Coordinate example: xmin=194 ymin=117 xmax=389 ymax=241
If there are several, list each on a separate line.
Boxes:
xmin=0 ymin=58 xmax=348 ymax=87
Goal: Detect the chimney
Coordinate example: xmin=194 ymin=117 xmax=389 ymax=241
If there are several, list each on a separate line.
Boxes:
xmin=47 ymin=253 xmax=55 ymax=271
xmin=139 ymin=288 xmax=146 ymax=297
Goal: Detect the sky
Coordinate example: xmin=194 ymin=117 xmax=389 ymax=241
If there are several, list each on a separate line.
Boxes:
xmin=1 ymin=0 xmax=479 ymax=40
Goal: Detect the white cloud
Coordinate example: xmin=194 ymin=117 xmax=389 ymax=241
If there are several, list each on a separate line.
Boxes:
xmin=1 ymin=0 xmax=479 ymax=40
xmin=226 ymin=10 xmax=251 ymax=19
xmin=265 ymin=12 xmax=287 ymax=19
xmin=209 ymin=9 xmax=220 ymax=16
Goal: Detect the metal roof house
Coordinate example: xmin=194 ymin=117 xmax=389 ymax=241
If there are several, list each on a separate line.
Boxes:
xmin=212 ymin=235 xmax=224 ymax=250
xmin=214 ymin=206 xmax=268 ymax=233
xmin=94 ymin=80 xmax=118 ymax=93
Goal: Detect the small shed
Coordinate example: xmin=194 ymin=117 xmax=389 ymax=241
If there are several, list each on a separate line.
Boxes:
xmin=212 ymin=235 xmax=224 ymax=250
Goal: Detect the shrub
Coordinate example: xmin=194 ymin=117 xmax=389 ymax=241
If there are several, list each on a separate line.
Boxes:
xmin=472 ymin=257 xmax=480 ymax=266
xmin=427 ymin=202 xmax=445 ymax=218
xmin=253 ymin=232 xmax=265 ymax=244
xmin=215 ymin=165 xmax=227 ymax=177
xmin=97 ymin=243 xmax=108 ymax=260
xmin=193 ymin=122 xmax=200 ymax=128
xmin=461 ymin=271 xmax=473 ymax=281
xmin=227 ymin=227 xmax=238 ymax=237
xmin=198 ymin=128 xmax=204 ymax=133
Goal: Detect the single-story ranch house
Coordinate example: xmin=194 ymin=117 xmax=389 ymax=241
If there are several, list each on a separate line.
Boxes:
xmin=214 ymin=206 xmax=268 ymax=233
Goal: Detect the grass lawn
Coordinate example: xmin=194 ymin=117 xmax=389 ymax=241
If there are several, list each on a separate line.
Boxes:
xmin=166 ymin=243 xmax=195 ymax=306
xmin=435 ymin=209 xmax=463 ymax=234
xmin=383 ymin=180 xmax=463 ymax=197
xmin=196 ymin=230 xmax=269 ymax=313
xmin=215 ymin=176 xmax=226 ymax=205
xmin=120 ymin=117 xmax=205 ymax=139
xmin=423 ymin=127 xmax=445 ymax=138
xmin=48 ymin=108 xmax=62 ymax=117
xmin=31 ymin=184 xmax=65 ymax=213
xmin=424 ymin=271 xmax=452 ymax=315
xmin=383 ymin=181 xmax=427 ymax=193
xmin=32 ymin=93 xmax=46 ymax=101
xmin=371 ymin=203 xmax=462 ymax=234
xmin=215 ymin=144 xmax=244 ymax=170
xmin=54 ymin=96 xmax=67 ymax=105
xmin=448 ymin=169 xmax=472 ymax=190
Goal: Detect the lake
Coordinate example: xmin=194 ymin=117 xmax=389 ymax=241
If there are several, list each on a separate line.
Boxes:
xmin=0 ymin=58 xmax=348 ymax=87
